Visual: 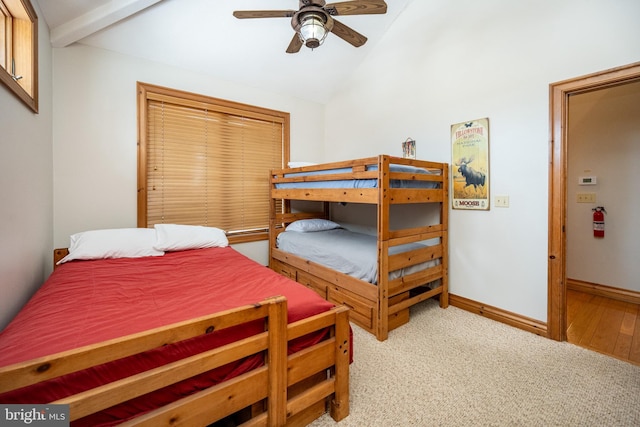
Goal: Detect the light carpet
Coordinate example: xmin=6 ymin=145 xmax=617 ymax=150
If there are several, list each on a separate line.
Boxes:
xmin=309 ymin=299 xmax=640 ymax=426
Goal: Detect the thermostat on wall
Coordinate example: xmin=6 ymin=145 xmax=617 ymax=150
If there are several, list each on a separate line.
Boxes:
xmin=578 ymin=176 xmax=597 ymax=185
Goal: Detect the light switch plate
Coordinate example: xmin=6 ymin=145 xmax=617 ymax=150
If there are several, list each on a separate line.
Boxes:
xmin=495 ymin=196 xmax=509 ymax=208
xmin=576 ymin=193 xmax=596 ymax=203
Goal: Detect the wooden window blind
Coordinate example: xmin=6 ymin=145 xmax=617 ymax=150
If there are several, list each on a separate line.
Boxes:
xmin=137 ymin=82 xmax=289 ymax=243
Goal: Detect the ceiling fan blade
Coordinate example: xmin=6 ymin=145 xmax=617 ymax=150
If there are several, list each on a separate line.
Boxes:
xmin=325 ymin=0 xmax=387 ymax=16
xmin=233 ymin=10 xmax=296 ymax=19
xmin=286 ymin=34 xmax=303 ymax=54
xmin=330 ymin=18 xmax=367 ymax=47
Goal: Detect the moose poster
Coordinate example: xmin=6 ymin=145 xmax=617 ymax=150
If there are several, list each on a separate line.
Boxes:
xmin=451 ymin=118 xmax=490 ymax=210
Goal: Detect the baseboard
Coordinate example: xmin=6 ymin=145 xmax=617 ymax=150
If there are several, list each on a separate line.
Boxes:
xmin=449 ymin=294 xmax=548 ymax=338
xmin=567 ymin=278 xmax=640 ymax=304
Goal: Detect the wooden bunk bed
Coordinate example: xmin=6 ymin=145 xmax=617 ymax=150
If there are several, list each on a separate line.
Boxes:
xmin=269 ymin=155 xmax=449 ymax=341
xmin=0 ymin=242 xmax=350 ymax=426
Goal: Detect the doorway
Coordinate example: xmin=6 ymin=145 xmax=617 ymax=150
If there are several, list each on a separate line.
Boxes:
xmin=548 ymin=62 xmax=640 ymax=341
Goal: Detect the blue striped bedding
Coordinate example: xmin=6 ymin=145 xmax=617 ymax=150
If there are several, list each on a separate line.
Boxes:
xmin=275 ymin=164 xmax=440 ymax=189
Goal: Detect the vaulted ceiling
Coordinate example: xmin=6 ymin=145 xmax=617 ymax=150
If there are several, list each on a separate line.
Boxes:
xmin=35 ymin=0 xmax=412 ymax=103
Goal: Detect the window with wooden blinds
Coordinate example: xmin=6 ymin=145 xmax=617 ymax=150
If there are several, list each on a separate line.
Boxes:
xmin=137 ymin=82 xmax=289 ymax=243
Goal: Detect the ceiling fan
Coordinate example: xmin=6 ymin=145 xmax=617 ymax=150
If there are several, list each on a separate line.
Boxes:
xmin=233 ymin=1 xmax=388 ymax=53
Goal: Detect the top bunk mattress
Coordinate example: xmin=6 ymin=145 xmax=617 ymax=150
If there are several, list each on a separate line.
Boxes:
xmin=274 ymin=163 xmax=441 ymax=189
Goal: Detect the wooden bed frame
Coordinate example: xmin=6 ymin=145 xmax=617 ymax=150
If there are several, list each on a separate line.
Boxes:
xmin=1 ymin=250 xmax=351 ymax=427
xmin=269 ymin=155 xmax=449 ymax=341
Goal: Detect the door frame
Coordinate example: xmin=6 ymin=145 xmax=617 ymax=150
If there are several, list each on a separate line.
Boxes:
xmin=547 ymin=62 xmax=640 ymax=341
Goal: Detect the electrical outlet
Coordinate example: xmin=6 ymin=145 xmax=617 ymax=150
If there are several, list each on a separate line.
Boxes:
xmin=495 ymin=195 xmax=509 ymax=208
xmin=576 ymin=193 xmax=596 ymax=203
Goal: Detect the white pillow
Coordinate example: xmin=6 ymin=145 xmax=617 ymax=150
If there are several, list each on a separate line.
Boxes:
xmin=57 ymin=228 xmax=164 ymax=264
xmin=287 ymin=161 xmax=317 ymax=168
xmin=285 ymin=219 xmax=341 ymax=232
xmin=154 ymin=224 xmax=228 ymax=251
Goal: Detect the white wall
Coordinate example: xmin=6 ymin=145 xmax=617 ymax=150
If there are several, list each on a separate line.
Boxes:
xmin=52 ymin=45 xmax=326 ymax=265
xmin=0 ymin=1 xmax=53 ymax=329
xmin=324 ymin=0 xmax=640 ymax=321
xmin=567 ymin=81 xmax=640 ymax=291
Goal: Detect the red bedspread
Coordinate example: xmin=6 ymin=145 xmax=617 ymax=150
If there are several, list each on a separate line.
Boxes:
xmin=0 ymin=247 xmax=336 ymax=425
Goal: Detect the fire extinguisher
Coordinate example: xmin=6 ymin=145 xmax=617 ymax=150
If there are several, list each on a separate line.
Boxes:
xmin=592 ymin=206 xmax=606 ymax=238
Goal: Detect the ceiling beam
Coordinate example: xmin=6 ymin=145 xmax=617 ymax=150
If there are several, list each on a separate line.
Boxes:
xmin=50 ymin=0 xmax=164 ymax=48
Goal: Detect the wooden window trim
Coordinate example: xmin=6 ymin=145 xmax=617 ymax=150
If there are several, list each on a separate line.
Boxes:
xmin=0 ymin=0 xmax=37 ymax=113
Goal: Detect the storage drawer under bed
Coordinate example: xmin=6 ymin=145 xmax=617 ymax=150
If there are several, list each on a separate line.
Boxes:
xmin=327 ymin=286 xmax=374 ymax=331
xmin=270 ymin=258 xmax=296 ymax=280
xmin=297 ymin=270 xmax=328 ymax=299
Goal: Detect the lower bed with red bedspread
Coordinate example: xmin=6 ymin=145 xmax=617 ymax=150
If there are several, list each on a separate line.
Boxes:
xmin=0 ymin=247 xmax=349 ymax=426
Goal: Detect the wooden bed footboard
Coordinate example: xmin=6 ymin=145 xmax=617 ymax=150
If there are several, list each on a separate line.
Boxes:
xmin=0 ymin=297 xmax=350 ymax=426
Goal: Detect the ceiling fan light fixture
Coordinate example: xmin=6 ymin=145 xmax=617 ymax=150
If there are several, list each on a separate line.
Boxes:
xmin=234 ymin=1 xmax=387 ymax=54
xmin=298 ymin=12 xmax=328 ymax=49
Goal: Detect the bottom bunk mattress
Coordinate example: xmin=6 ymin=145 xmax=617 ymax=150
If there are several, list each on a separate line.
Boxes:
xmin=276 ymin=226 xmax=439 ymax=284
xmin=0 ymin=247 xmax=337 ymax=426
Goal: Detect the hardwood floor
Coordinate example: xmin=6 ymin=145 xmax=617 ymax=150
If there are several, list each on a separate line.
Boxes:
xmin=567 ymin=289 xmax=640 ymax=365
